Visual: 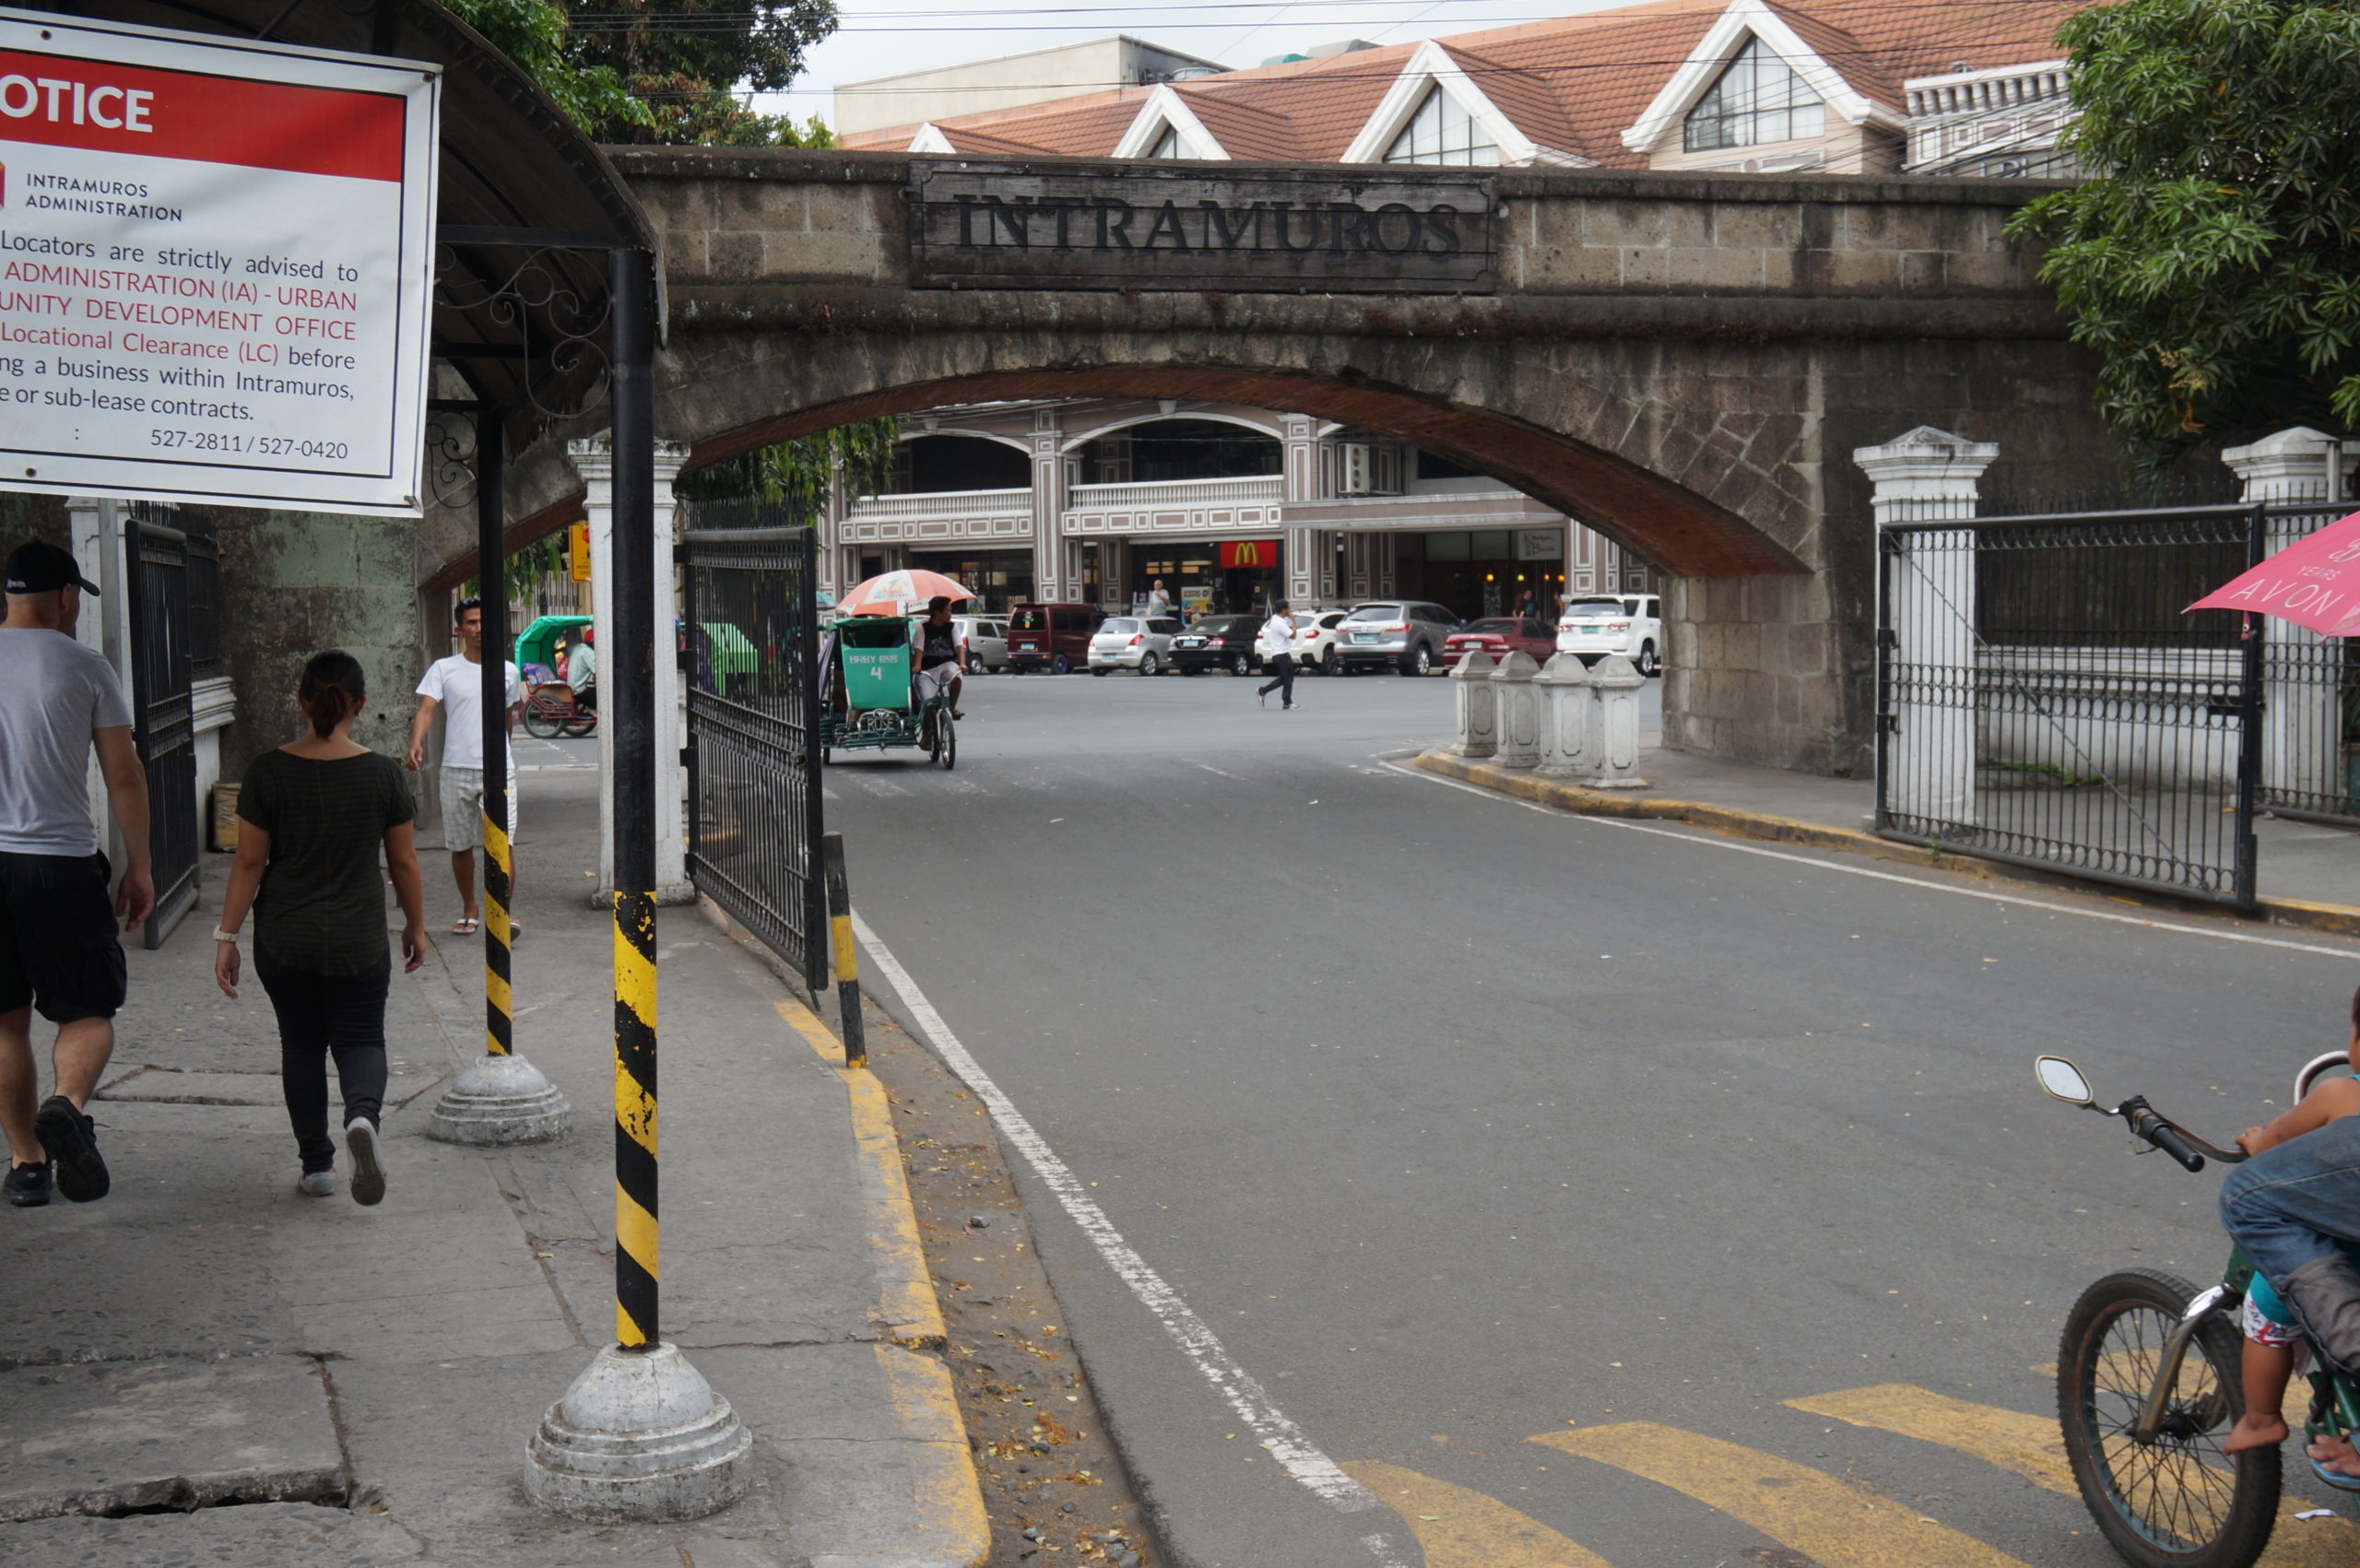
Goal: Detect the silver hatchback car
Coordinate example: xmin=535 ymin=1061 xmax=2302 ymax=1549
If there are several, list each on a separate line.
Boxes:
xmin=1088 ymin=616 xmax=1185 ymax=676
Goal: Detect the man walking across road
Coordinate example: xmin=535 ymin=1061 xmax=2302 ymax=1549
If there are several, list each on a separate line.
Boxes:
xmin=407 ymin=597 xmax=523 ymax=937
xmin=1256 ymin=599 xmax=1298 ymax=711
xmin=1 ymin=539 xmax=154 ymax=1208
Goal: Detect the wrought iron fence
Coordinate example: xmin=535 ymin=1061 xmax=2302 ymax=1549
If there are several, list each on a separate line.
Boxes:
xmin=680 ymin=499 xmax=827 ymax=989
xmin=2255 ymin=501 xmax=2360 ymax=826
xmin=1877 ymin=503 xmax=2266 ymax=907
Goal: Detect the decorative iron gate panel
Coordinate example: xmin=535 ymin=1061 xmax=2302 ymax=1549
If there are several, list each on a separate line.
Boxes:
xmin=1876 ymin=505 xmax=2265 ymax=908
xmin=681 ymin=503 xmax=827 ymax=989
xmin=2256 ymin=501 xmax=2360 ymax=826
xmin=122 ymin=505 xmax=200 ymax=947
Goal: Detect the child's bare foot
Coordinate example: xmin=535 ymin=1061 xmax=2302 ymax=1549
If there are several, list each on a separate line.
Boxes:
xmin=2307 ymin=1432 xmax=2360 ymax=1476
xmin=2225 ymin=1412 xmax=2289 ymax=1453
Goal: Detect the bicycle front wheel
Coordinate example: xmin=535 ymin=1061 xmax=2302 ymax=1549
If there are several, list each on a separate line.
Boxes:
xmin=2059 ymin=1267 xmax=2278 ymax=1568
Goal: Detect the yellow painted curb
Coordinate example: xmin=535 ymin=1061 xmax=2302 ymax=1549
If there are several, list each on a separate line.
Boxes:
xmin=1412 ymin=749 xmax=2360 ymax=937
xmin=777 ymin=996 xmax=950 ymax=1352
xmin=878 ymin=1342 xmax=995 ymax=1568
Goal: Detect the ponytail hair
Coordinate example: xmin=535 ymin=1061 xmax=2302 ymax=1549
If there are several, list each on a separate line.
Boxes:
xmin=299 ymin=650 xmax=367 ymax=738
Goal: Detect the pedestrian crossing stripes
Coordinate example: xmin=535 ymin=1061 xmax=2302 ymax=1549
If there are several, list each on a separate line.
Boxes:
xmin=1337 ymin=1381 xmax=2356 ymax=1568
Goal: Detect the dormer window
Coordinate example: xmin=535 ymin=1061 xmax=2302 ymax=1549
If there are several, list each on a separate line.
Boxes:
xmin=1148 ymin=125 xmax=1182 ymax=159
xmin=1383 ymin=84 xmax=1499 ymax=166
xmin=1683 ymin=37 xmax=1823 ymax=151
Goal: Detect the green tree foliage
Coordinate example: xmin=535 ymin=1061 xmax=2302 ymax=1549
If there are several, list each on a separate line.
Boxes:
xmin=2011 ymin=0 xmax=2360 ymax=457
xmin=677 ymin=419 xmax=904 ymax=513
xmin=442 ymin=0 xmax=650 ymax=134
xmin=560 ymin=0 xmax=839 ymax=145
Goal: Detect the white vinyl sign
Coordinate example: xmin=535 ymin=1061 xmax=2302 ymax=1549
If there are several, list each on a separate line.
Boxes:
xmin=0 ymin=10 xmax=437 ymax=515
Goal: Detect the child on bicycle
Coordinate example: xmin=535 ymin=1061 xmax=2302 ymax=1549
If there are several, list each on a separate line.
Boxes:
xmin=2223 ymin=987 xmax=2360 ymax=1458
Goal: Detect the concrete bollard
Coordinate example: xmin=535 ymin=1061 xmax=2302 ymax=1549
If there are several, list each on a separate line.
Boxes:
xmin=1449 ymin=648 xmax=1497 ymax=758
xmin=1587 ymin=654 xmax=1649 ymax=787
xmin=1490 ymin=651 xmax=1543 ymax=769
xmin=1535 ymin=654 xmax=1596 ymax=777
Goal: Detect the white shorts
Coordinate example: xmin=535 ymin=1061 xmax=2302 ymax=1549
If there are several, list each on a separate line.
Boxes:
xmin=440 ymin=766 xmax=517 ymax=853
xmin=915 ymin=662 xmax=961 ymax=701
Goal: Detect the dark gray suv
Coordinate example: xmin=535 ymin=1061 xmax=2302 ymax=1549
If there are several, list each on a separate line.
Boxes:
xmin=1333 ymin=601 xmax=1461 ymax=676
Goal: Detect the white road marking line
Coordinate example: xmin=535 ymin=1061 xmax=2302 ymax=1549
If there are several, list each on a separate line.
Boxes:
xmin=1380 ymin=761 xmax=2360 ymax=962
xmin=858 ymin=777 xmax=911 ymax=797
xmin=848 ymin=911 xmax=1413 ymax=1568
xmin=1191 ymin=761 xmax=1246 ymax=781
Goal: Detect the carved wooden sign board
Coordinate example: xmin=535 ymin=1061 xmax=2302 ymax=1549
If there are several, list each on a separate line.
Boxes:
xmin=907 ymin=163 xmax=1498 ymax=293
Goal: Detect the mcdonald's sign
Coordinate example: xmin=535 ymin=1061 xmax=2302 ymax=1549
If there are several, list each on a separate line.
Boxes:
xmin=1220 ymin=539 xmax=1280 ymax=569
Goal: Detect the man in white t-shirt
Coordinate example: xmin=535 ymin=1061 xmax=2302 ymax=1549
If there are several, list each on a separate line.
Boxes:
xmin=407 ymin=597 xmax=524 ymax=936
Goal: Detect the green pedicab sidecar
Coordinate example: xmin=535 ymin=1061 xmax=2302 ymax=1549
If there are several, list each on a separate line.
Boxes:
xmin=820 ymin=616 xmax=956 ymax=769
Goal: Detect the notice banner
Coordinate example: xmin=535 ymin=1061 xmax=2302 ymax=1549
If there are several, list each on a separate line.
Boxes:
xmin=0 ymin=10 xmax=437 ymax=515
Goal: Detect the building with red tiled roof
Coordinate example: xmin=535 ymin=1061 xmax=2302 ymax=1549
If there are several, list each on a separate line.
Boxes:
xmin=849 ymin=0 xmax=2084 ymax=180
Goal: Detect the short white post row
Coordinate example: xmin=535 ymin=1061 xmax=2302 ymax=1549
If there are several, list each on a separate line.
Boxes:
xmin=1448 ymin=651 xmax=1647 ymax=786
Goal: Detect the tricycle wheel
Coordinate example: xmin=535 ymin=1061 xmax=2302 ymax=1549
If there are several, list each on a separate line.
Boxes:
xmin=524 ymin=708 xmax=563 ymax=740
xmin=935 ymin=713 xmax=957 ymax=771
xmin=2059 ymin=1267 xmax=2277 ymax=1568
xmin=561 ymin=714 xmax=596 ymax=738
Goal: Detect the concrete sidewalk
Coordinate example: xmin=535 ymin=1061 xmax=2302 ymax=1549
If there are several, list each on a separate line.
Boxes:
xmin=1421 ymin=741 xmax=2360 ymax=932
xmin=0 ymin=762 xmax=985 ymax=1567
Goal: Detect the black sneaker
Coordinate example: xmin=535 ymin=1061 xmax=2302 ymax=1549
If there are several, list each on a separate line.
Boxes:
xmin=34 ymin=1097 xmax=108 ymax=1203
xmin=4 ymin=1161 xmax=51 ymax=1208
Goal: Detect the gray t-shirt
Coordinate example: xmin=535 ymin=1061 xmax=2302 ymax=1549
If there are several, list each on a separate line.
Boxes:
xmin=0 ymin=628 xmax=134 ymax=856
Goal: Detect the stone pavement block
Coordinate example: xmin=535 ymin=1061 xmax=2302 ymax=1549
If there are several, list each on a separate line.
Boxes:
xmin=0 ymin=1503 xmax=428 ymax=1567
xmin=0 ymin=1358 xmax=342 ymax=1523
xmin=98 ymin=1067 xmax=284 ymax=1104
xmin=701 ymin=1344 xmax=989 ymax=1568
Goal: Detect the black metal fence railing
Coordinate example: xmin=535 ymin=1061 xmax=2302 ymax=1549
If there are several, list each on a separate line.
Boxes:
xmin=1877 ymin=503 xmax=2267 ymax=908
xmin=183 ymin=528 xmax=224 ymax=681
xmin=122 ymin=502 xmax=201 ymax=946
xmin=680 ymin=498 xmax=827 ymax=990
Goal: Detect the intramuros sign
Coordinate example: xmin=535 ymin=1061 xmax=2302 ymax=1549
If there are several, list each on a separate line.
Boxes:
xmin=0 ymin=10 xmax=436 ymax=515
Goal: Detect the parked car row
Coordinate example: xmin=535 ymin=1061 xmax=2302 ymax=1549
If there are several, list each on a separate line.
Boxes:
xmin=959 ymin=595 xmax=1664 ymax=677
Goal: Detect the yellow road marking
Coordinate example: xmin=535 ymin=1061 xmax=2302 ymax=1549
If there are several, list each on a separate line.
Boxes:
xmin=1535 ymin=1422 xmax=2029 ymax=1568
xmin=1794 ymin=1383 xmax=2360 ymax=1568
xmin=1339 ymin=1461 xmax=1614 ymax=1568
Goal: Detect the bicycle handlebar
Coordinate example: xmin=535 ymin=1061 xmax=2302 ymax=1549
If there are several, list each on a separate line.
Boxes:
xmin=2117 ymin=1096 xmax=2248 ymax=1171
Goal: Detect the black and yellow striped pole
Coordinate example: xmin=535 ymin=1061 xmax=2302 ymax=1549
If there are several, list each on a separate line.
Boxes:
xmin=820 ymin=833 xmax=865 ymax=1068
xmin=425 ymin=403 xmax=567 ymax=1147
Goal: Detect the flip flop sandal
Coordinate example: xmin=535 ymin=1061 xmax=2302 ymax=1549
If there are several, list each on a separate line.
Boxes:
xmin=2310 ymin=1456 xmax=2360 ymax=1493
xmin=452 ymin=917 xmax=481 ymax=935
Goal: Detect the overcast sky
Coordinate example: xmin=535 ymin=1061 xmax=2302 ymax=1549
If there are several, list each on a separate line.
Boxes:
xmin=751 ymin=0 xmax=1641 ymax=122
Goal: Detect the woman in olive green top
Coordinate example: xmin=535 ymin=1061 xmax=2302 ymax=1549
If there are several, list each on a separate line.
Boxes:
xmin=214 ymin=652 xmax=425 ymax=1204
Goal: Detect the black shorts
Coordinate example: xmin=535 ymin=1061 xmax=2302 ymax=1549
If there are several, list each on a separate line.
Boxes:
xmin=0 ymin=851 xmax=127 ymax=1024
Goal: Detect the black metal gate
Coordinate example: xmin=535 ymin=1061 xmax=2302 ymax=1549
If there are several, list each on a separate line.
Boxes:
xmin=122 ymin=504 xmax=200 ymax=947
xmin=2256 ymin=501 xmax=2360 ymax=826
xmin=1876 ymin=504 xmax=2266 ymax=908
xmin=681 ymin=501 xmax=827 ymax=989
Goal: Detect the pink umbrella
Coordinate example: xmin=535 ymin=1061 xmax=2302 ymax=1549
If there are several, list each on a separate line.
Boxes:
xmin=2188 ymin=509 xmax=2360 ymax=634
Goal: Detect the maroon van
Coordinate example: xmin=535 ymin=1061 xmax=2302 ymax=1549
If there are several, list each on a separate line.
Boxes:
xmin=1006 ymin=603 xmax=1105 ymax=674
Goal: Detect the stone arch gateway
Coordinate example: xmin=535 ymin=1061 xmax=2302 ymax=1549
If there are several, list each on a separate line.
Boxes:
xmin=507 ymin=149 xmax=2118 ymax=774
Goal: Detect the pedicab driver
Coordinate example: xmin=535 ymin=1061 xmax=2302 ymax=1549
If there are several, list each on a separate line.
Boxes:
xmin=914 ymin=597 xmax=967 ymax=727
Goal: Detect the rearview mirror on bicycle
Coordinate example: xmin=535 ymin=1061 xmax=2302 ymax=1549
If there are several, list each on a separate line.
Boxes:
xmin=2036 ymin=1055 xmax=2096 ymax=1108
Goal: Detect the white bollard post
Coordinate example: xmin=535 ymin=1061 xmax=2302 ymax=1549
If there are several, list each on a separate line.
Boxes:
xmin=1490 ymin=651 xmax=1543 ymax=770
xmin=1535 ymin=654 xmax=1596 ymax=777
xmin=1450 ymin=649 xmax=1497 ymax=758
xmin=1587 ymin=655 xmax=1650 ymax=787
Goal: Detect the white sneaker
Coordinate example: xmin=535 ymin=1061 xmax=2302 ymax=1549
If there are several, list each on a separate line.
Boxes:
xmin=345 ymin=1119 xmax=385 ymax=1207
xmin=299 ymin=1170 xmax=336 ymax=1197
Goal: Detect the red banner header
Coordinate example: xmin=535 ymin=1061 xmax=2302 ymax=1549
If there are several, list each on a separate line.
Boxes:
xmin=1220 ymin=540 xmax=1280 ymax=569
xmin=0 ymin=49 xmax=403 ymax=182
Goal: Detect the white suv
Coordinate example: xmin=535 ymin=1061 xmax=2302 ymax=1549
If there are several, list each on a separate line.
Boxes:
xmin=1556 ymin=594 xmax=1662 ymax=676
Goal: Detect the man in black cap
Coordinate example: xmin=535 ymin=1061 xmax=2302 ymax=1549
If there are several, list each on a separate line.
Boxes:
xmin=0 ymin=538 xmax=152 ymax=1208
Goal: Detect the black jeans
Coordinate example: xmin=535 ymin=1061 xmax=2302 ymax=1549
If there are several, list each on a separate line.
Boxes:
xmin=255 ymin=949 xmax=390 ymax=1173
xmin=1257 ymin=653 xmax=1295 ymax=705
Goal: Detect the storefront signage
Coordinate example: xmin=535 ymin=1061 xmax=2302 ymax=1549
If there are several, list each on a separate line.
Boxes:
xmin=0 ymin=10 xmax=438 ymax=515
xmin=908 ymin=163 xmax=1495 ymax=294
xmin=1515 ymin=528 xmax=1564 ymax=561
xmin=1220 ymin=538 xmax=1280 ymax=569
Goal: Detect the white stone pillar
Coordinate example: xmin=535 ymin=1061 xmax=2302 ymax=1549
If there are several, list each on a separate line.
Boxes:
xmin=2224 ymin=428 xmax=2360 ymax=812
xmin=1032 ymin=407 xmax=1066 ymax=602
xmin=1490 ymin=651 xmax=1542 ymax=769
xmin=1449 ymin=648 xmax=1497 ymax=758
xmin=67 ymin=497 xmax=131 ymax=860
xmin=1855 ymin=426 xmax=1997 ymax=830
xmin=1587 ymin=654 xmax=1649 ymax=786
xmin=573 ymin=433 xmax=695 ymax=904
xmin=1535 ymin=654 xmax=1596 ymax=777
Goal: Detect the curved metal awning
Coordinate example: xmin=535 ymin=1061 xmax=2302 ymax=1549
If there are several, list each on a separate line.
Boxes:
xmin=46 ymin=0 xmax=655 ymax=438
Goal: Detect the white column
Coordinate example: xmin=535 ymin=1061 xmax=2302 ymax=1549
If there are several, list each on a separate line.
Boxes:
xmin=1032 ymin=407 xmax=1066 ymax=601
xmin=1854 ymin=426 xmax=1997 ymax=831
xmin=573 ymin=432 xmax=695 ymax=904
xmin=2224 ymin=428 xmax=2359 ymax=812
xmin=67 ymin=497 xmax=130 ymax=859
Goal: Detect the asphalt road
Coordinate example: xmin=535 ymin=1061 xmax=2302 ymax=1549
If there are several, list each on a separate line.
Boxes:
xmin=823 ymin=666 xmax=2360 ymax=1568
